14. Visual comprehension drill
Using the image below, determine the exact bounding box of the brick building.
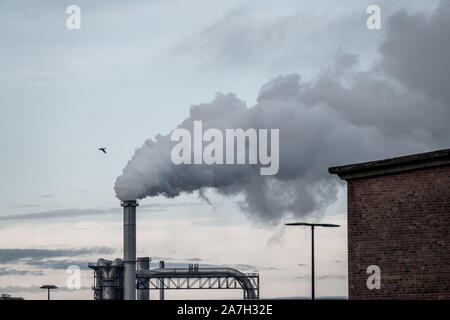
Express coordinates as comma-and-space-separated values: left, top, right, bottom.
329, 148, 450, 299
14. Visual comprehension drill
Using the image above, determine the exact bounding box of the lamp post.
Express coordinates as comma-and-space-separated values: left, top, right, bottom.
40, 285, 58, 300
285, 223, 340, 300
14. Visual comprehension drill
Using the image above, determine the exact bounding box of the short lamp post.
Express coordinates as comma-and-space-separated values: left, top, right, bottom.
40, 285, 58, 300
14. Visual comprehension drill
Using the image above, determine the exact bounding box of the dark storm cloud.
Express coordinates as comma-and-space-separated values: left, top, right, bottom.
29, 259, 91, 270
116, 3, 450, 225
12, 204, 41, 209
175, 7, 304, 67
301, 1, 450, 152
380, 1, 450, 104
0, 202, 203, 221
0, 285, 91, 294
0, 247, 115, 264
0, 268, 44, 276
0, 247, 116, 274
0, 208, 121, 221
172, 4, 378, 72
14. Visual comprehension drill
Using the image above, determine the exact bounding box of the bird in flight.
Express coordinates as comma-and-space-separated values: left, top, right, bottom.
98, 147, 107, 154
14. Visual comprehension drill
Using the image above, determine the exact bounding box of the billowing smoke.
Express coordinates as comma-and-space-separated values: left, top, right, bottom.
115, 2, 450, 224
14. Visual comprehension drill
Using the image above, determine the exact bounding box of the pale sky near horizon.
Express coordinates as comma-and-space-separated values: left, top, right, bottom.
0, 0, 443, 299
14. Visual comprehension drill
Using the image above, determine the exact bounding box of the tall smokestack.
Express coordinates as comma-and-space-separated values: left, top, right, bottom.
122, 200, 138, 300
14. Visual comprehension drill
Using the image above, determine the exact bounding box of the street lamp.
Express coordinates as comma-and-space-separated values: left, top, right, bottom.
40, 285, 58, 300
285, 222, 340, 300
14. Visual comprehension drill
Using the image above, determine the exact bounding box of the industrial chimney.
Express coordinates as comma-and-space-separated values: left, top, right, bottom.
122, 200, 138, 300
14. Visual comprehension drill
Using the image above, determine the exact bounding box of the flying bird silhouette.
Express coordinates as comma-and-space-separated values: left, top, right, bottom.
98, 147, 107, 154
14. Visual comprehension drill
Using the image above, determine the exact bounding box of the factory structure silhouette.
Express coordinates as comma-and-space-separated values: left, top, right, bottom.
88, 200, 260, 300
3, 148, 448, 300
84, 148, 450, 300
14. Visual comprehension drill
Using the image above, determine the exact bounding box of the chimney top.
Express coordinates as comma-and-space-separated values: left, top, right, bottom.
121, 200, 139, 207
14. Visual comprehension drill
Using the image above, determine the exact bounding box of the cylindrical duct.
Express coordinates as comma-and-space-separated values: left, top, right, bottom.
122, 200, 138, 300
159, 260, 165, 300
112, 258, 124, 300
137, 257, 150, 300
97, 259, 116, 300
94, 267, 103, 300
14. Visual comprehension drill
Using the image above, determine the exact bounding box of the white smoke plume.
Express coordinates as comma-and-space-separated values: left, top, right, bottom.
115, 2, 450, 224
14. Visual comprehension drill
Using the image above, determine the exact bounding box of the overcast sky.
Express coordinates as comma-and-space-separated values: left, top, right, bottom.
0, 0, 448, 299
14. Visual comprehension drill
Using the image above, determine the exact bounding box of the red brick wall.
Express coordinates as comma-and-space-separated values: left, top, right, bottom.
347, 165, 450, 299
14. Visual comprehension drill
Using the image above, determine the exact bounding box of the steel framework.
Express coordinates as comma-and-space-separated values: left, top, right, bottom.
136, 268, 259, 300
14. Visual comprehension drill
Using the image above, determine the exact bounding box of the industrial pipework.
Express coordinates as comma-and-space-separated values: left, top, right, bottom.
89, 259, 260, 300
122, 200, 138, 300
